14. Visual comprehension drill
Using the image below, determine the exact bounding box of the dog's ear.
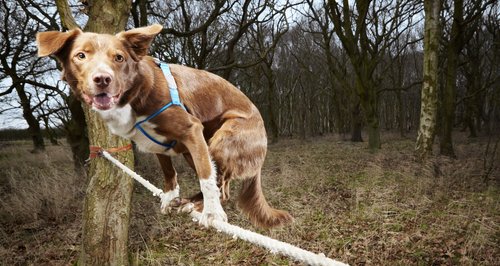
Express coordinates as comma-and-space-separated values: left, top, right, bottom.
36, 28, 82, 58
117, 24, 163, 59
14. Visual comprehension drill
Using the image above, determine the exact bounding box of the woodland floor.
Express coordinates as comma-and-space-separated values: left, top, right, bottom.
0, 132, 498, 265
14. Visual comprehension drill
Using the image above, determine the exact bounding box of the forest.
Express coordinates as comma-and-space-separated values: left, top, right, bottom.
0, 0, 499, 265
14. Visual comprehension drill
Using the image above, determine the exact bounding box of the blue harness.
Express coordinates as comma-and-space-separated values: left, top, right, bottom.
134, 60, 187, 150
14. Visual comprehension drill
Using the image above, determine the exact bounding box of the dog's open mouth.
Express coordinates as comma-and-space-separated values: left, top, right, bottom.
92, 93, 120, 110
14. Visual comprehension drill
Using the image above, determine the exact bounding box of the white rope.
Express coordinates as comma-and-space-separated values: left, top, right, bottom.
101, 151, 349, 266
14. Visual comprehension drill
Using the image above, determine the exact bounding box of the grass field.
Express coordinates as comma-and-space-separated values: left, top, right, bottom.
0, 133, 498, 265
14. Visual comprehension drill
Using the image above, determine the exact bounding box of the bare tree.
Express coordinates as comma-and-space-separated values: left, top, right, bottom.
328, 0, 422, 151
6, 0, 91, 168
149, 0, 233, 68
244, 5, 289, 142
301, 0, 361, 141
0, 1, 50, 152
439, 0, 495, 157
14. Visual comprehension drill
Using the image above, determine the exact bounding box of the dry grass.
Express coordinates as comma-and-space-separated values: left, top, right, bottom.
0, 133, 498, 265
0, 142, 84, 265
129, 133, 499, 265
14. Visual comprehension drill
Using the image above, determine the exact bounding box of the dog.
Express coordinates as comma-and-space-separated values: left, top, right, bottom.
36, 24, 293, 228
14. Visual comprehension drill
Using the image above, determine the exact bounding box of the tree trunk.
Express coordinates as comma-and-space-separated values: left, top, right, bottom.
366, 114, 381, 151
53, 0, 90, 168
397, 90, 405, 137
69, 0, 134, 265
351, 102, 363, 142
131, 0, 148, 27
15, 84, 45, 152
440, 45, 457, 157
80, 108, 134, 266
357, 76, 380, 151
66, 93, 89, 170
264, 64, 279, 143
440, 0, 466, 158
41, 116, 59, 145
415, 0, 441, 161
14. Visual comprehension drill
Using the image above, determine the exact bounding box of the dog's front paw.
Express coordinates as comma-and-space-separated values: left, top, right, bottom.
198, 165, 227, 227
199, 201, 227, 227
160, 185, 180, 214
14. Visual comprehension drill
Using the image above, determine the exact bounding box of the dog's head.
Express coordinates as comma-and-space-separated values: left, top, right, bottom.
36, 24, 162, 110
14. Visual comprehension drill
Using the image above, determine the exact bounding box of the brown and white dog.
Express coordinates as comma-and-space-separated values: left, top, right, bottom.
36, 24, 293, 228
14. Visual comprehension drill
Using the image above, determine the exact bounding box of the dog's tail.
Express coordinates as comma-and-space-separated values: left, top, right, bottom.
238, 173, 293, 228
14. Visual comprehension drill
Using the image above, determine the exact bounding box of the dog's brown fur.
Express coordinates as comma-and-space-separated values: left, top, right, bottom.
36, 25, 293, 228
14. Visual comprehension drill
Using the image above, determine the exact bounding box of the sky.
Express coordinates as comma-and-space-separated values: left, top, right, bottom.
0, 78, 28, 129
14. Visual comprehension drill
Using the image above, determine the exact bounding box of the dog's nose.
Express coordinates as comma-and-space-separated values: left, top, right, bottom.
93, 73, 112, 88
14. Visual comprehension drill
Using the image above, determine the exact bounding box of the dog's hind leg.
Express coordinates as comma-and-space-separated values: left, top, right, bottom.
220, 171, 232, 202
156, 154, 180, 213
209, 112, 293, 228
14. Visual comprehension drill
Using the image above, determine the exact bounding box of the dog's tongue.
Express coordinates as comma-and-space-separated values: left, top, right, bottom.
93, 93, 112, 110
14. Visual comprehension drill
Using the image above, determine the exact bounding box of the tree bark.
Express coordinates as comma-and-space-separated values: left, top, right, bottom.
80, 107, 134, 266
266, 78, 279, 143
438, 0, 488, 157
439, 0, 461, 157
53, 0, 90, 169
415, 0, 441, 161
364, 96, 380, 150
131, 0, 148, 27
56, 0, 135, 265
15, 84, 45, 152
356, 75, 380, 150
55, 0, 79, 30
440, 40, 458, 157
397, 90, 405, 137
327, 0, 384, 151
351, 101, 363, 142
66, 93, 89, 170
263, 62, 279, 143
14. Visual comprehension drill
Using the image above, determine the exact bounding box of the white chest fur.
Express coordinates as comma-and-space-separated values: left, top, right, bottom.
96, 104, 178, 155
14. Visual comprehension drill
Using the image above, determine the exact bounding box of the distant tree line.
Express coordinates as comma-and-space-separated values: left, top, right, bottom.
0, 0, 499, 160
0, 127, 65, 142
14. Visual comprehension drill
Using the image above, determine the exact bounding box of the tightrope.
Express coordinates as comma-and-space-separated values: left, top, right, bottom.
101, 150, 349, 266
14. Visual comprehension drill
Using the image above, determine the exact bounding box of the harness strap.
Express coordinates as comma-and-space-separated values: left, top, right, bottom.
159, 62, 183, 106
134, 61, 186, 150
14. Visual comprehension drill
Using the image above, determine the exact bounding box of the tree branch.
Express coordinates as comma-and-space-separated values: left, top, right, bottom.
55, 0, 79, 30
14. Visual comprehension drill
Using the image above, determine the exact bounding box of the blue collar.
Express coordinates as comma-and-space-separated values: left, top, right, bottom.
134, 60, 187, 150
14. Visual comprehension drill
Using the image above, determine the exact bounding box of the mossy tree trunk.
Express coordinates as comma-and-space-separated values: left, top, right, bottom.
55, 0, 134, 265
415, 0, 441, 161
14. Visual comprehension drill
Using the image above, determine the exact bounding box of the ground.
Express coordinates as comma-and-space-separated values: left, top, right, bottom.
0, 133, 498, 265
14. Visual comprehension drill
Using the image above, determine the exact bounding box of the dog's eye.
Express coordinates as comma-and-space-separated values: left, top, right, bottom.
76, 52, 86, 60
115, 54, 124, 62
